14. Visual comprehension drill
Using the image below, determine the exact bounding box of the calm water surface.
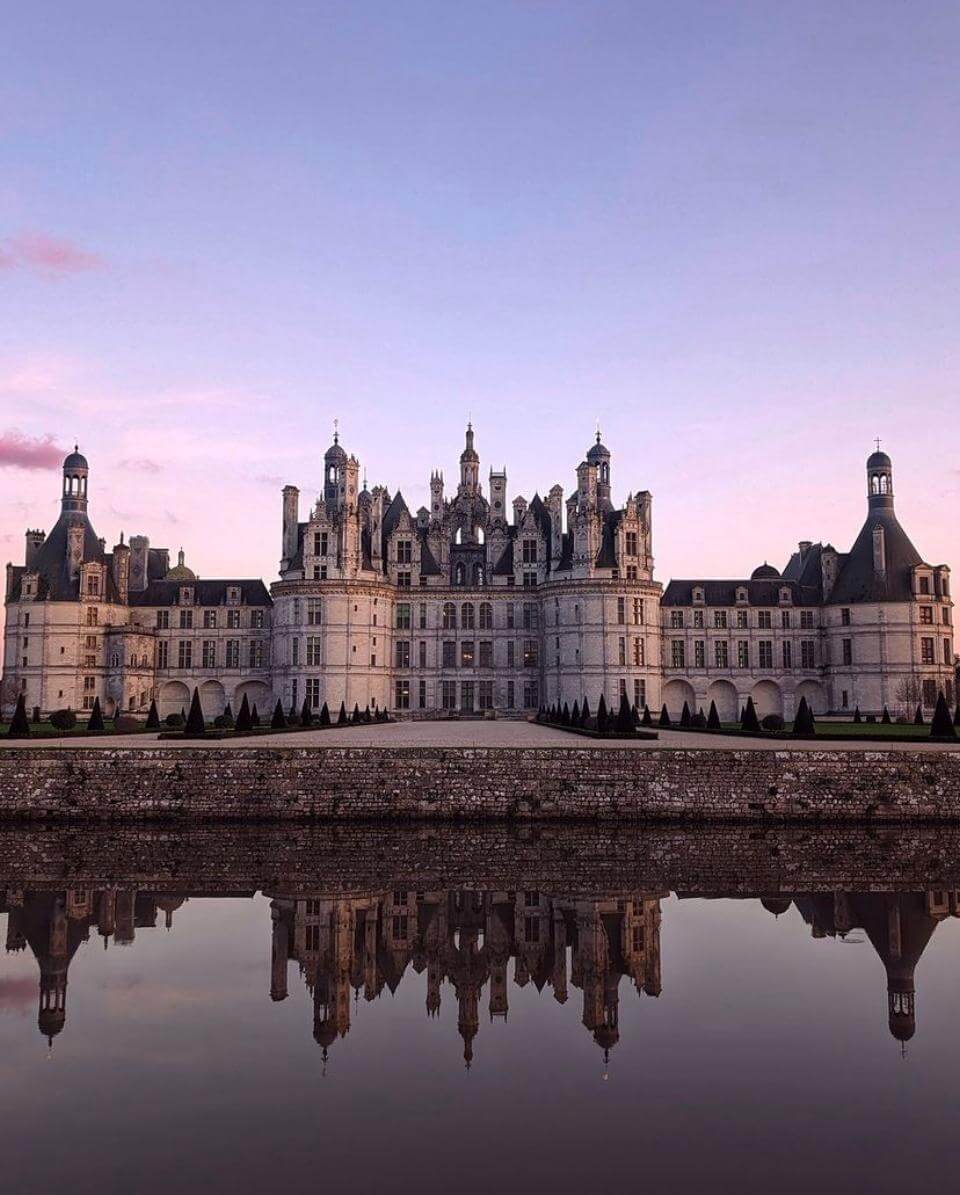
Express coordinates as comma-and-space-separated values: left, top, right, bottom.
2, 827, 960, 1194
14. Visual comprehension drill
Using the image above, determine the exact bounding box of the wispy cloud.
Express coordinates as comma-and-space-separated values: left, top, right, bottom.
255, 473, 282, 486
0, 429, 64, 470
119, 457, 162, 474
0, 230, 103, 274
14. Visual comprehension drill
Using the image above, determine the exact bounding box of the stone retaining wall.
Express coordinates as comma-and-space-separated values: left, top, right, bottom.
0, 744, 958, 821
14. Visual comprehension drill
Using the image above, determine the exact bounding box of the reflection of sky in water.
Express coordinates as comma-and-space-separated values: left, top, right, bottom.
1, 891, 960, 1194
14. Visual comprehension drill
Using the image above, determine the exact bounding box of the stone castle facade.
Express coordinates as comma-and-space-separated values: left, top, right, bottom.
2, 429, 954, 721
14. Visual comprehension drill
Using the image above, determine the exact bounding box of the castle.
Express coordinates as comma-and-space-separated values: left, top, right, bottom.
2, 428, 954, 721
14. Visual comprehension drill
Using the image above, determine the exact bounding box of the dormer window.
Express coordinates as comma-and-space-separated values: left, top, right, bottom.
397, 540, 413, 565
692, 587, 705, 604
179, 586, 193, 605
779, 588, 792, 604
919, 576, 931, 595
227, 587, 241, 604
87, 574, 100, 596
736, 587, 748, 604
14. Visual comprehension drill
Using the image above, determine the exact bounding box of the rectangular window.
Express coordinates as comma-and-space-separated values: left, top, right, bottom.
478, 680, 494, 710
625, 531, 638, 556
419, 603, 427, 629
225, 640, 240, 668
179, 609, 193, 629
227, 609, 241, 629
634, 598, 644, 625
714, 611, 728, 629
618, 637, 626, 666
626, 565, 638, 581
442, 640, 457, 668
248, 640, 264, 668
736, 610, 748, 629
522, 539, 538, 564
523, 640, 539, 668
841, 608, 851, 626
460, 681, 475, 712
83, 675, 96, 691
203, 609, 217, 628
178, 640, 192, 669
842, 638, 853, 666
202, 640, 216, 668
633, 638, 645, 666
418, 640, 427, 668
782, 640, 792, 668
306, 678, 321, 709
506, 604, 515, 629
694, 640, 705, 668
397, 540, 413, 564
693, 609, 704, 629
522, 570, 537, 588
946, 639, 953, 666
781, 611, 791, 629
441, 681, 457, 710
617, 597, 626, 623
671, 640, 685, 668
737, 640, 749, 669
801, 640, 816, 668
306, 599, 322, 625
479, 640, 493, 668
800, 610, 815, 629
522, 603, 538, 630
919, 576, 931, 595
715, 641, 729, 668
670, 610, 684, 629
250, 609, 265, 629
306, 636, 322, 667
634, 679, 646, 709
919, 606, 934, 624
759, 641, 773, 669
507, 641, 516, 668
157, 641, 169, 669
395, 640, 410, 668
461, 640, 475, 668
418, 678, 426, 708
396, 603, 411, 629
921, 637, 935, 665
922, 678, 937, 707
396, 570, 411, 588
87, 574, 100, 595
523, 679, 539, 709
507, 680, 515, 709
395, 679, 411, 709
757, 611, 772, 629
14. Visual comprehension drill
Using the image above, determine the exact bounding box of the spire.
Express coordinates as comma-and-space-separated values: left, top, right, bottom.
333, 417, 339, 446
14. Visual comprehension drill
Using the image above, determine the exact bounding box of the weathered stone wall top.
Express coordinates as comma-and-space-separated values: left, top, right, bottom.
0, 744, 958, 822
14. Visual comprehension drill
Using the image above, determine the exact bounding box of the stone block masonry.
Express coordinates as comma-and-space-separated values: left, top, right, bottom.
0, 745, 958, 821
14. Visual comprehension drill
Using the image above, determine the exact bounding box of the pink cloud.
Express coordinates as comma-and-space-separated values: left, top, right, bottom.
0, 977, 36, 1011
0, 429, 64, 470
119, 457, 162, 474
0, 230, 103, 273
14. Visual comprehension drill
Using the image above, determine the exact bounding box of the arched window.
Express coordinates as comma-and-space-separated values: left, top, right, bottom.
476, 525, 485, 544
474, 563, 485, 586
455, 526, 463, 545
454, 562, 464, 586
462, 602, 475, 630
442, 602, 457, 630
479, 602, 493, 629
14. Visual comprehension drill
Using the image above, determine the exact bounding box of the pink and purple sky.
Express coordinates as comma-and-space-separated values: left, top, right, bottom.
1, 1, 958, 583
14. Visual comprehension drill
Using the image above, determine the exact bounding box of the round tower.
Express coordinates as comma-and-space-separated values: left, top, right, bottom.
867, 444, 894, 511
324, 425, 348, 509
587, 430, 612, 510
61, 446, 89, 513
459, 422, 480, 493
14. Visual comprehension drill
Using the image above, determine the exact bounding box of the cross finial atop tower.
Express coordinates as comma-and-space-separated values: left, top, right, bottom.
333, 417, 339, 446
875, 436, 882, 453
596, 421, 602, 444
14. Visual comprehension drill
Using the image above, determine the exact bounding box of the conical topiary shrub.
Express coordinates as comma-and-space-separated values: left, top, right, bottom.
87, 696, 105, 733
692, 708, 707, 729
853, 705, 862, 723
641, 704, 653, 728
185, 688, 206, 735
251, 703, 260, 727
793, 696, 814, 736
596, 694, 609, 733
145, 699, 160, 730
707, 700, 721, 731
679, 701, 692, 728
615, 691, 633, 733
7, 693, 30, 739
351, 703, 361, 724
224, 702, 233, 721
658, 704, 671, 728
364, 704, 372, 724
631, 703, 641, 728
881, 705, 891, 724
235, 694, 252, 732
741, 696, 761, 734
571, 700, 580, 725
301, 698, 313, 727
931, 691, 956, 739
914, 704, 925, 726
271, 699, 287, 730
337, 702, 348, 725
559, 701, 569, 725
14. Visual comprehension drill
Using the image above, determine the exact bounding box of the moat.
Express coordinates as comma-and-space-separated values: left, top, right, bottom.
2, 823, 960, 1193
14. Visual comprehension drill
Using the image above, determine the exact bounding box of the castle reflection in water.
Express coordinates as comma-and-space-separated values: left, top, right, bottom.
3, 884, 958, 1062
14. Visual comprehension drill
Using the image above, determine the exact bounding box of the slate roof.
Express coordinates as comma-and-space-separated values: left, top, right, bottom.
128, 579, 272, 607
828, 509, 923, 604
661, 578, 820, 607
9, 512, 113, 602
